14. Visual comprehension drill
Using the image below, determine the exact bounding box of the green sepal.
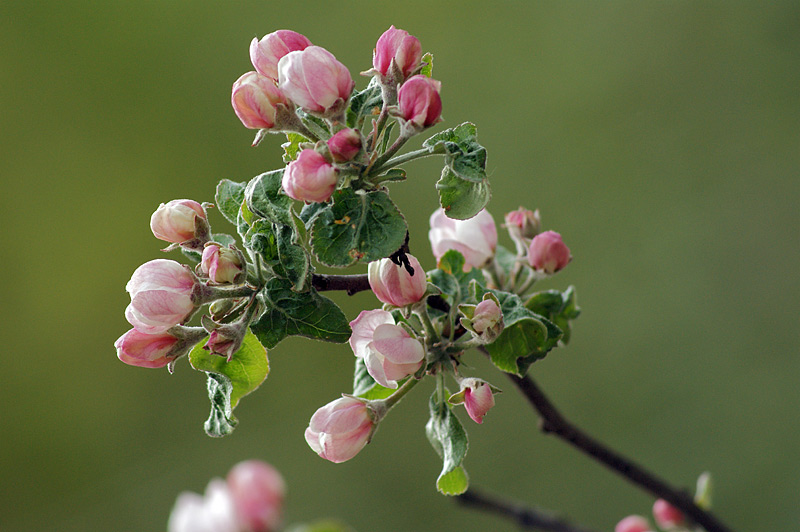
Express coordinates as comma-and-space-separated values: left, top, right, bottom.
346, 77, 383, 130
428, 250, 485, 308
245, 169, 294, 228
216, 179, 247, 225
250, 278, 351, 349
525, 286, 581, 344
425, 389, 469, 495
420, 52, 434, 78
353, 358, 396, 400
436, 166, 491, 220
310, 188, 407, 267
282, 132, 309, 163
423, 122, 487, 184
189, 331, 270, 437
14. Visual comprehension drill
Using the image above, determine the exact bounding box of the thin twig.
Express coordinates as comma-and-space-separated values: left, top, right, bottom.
457, 488, 601, 532
311, 273, 370, 295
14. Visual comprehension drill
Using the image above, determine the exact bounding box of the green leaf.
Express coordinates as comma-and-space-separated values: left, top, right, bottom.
245, 169, 294, 227
189, 332, 270, 437
277, 223, 311, 291
423, 122, 488, 183
346, 78, 383, 130
310, 188, 407, 267
244, 219, 279, 265
353, 358, 396, 400
250, 278, 351, 349
428, 250, 485, 307
216, 179, 246, 225
282, 133, 309, 163
420, 52, 434, 78
425, 390, 469, 495
436, 166, 491, 220
525, 286, 581, 344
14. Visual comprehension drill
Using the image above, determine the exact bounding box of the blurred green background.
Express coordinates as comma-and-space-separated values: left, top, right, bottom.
1, 1, 798, 531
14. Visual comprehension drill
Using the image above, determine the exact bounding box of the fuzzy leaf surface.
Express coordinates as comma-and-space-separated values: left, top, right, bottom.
425, 390, 469, 495
216, 179, 246, 225
245, 169, 294, 227
436, 166, 491, 220
423, 122, 487, 183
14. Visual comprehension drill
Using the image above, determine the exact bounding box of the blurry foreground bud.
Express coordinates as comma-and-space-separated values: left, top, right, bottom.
615, 515, 653, 532
168, 478, 239, 532
201, 244, 246, 284
429, 208, 497, 270
304, 396, 377, 463
527, 231, 571, 274
231, 72, 289, 130
652, 499, 684, 529
694, 471, 713, 510
125, 259, 198, 334
459, 294, 503, 344
278, 46, 354, 119
114, 326, 206, 369
372, 25, 422, 82
327, 128, 362, 163
368, 254, 426, 307
449, 378, 499, 424
282, 149, 339, 203
150, 199, 209, 247
349, 309, 424, 389
250, 30, 312, 81
227, 460, 285, 532
397, 75, 442, 131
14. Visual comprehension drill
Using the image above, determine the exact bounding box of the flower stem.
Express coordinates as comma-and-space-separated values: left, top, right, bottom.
380, 376, 420, 412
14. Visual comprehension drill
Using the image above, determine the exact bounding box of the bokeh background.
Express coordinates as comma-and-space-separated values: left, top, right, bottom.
2, 2, 798, 531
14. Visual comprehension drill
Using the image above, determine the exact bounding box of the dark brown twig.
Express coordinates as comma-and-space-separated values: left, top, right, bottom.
311, 273, 370, 295
457, 488, 601, 532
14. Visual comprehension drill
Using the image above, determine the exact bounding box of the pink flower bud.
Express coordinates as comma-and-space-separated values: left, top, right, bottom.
368, 254, 426, 307
227, 460, 285, 532
527, 231, 571, 274
373, 26, 422, 80
653, 499, 685, 529
250, 30, 312, 81
397, 75, 442, 129
282, 149, 339, 203
326, 128, 362, 162
504, 207, 541, 240
304, 396, 375, 463
150, 199, 209, 245
201, 244, 245, 284
231, 71, 288, 130
168, 479, 239, 532
277, 46, 354, 115
615, 515, 653, 532
471, 299, 502, 336
349, 310, 424, 389
125, 259, 197, 334
115, 328, 180, 368
428, 208, 498, 270
462, 378, 496, 424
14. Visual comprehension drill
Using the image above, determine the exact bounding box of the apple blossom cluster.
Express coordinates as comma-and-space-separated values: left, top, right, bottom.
116, 25, 579, 496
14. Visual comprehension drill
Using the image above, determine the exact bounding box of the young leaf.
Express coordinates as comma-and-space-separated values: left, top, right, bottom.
203, 373, 237, 437
245, 169, 294, 228
525, 286, 580, 344
282, 133, 308, 163
420, 52, 434, 78
425, 390, 469, 495
216, 179, 247, 225
250, 278, 351, 349
276, 223, 311, 291
244, 219, 279, 266
310, 188, 407, 267
423, 122, 488, 183
436, 166, 491, 220
428, 250, 484, 307
346, 78, 383, 130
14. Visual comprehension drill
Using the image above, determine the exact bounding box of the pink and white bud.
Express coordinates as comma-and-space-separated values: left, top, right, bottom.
250, 30, 312, 81
125, 259, 197, 334
277, 46, 354, 116
429, 208, 498, 270
168, 478, 239, 532
115, 328, 180, 368
397, 75, 442, 130
349, 309, 424, 389
368, 254, 426, 307
527, 231, 571, 274
282, 149, 339, 203
201, 244, 245, 285
304, 396, 376, 463
327, 128, 362, 163
204, 329, 239, 361
232, 71, 289, 130
653, 499, 685, 529
462, 378, 496, 424
150, 199, 209, 245
472, 298, 502, 335
373, 26, 422, 81
615, 515, 653, 532
227, 460, 285, 532
504, 207, 541, 241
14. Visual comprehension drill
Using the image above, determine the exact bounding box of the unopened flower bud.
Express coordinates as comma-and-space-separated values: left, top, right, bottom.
125, 259, 198, 334
227, 460, 285, 532
615, 515, 653, 532
168, 478, 239, 532
282, 149, 339, 203
349, 309, 424, 389
231, 71, 289, 130
449, 378, 499, 424
115, 326, 207, 369
150, 199, 209, 247
397, 75, 442, 131
201, 244, 245, 284
368, 254, 426, 307
429, 208, 497, 270
527, 231, 571, 274
327, 128, 362, 163
653, 499, 684, 529
304, 396, 377, 463
250, 30, 312, 81
504, 207, 541, 240
373, 25, 422, 81
278, 46, 354, 118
